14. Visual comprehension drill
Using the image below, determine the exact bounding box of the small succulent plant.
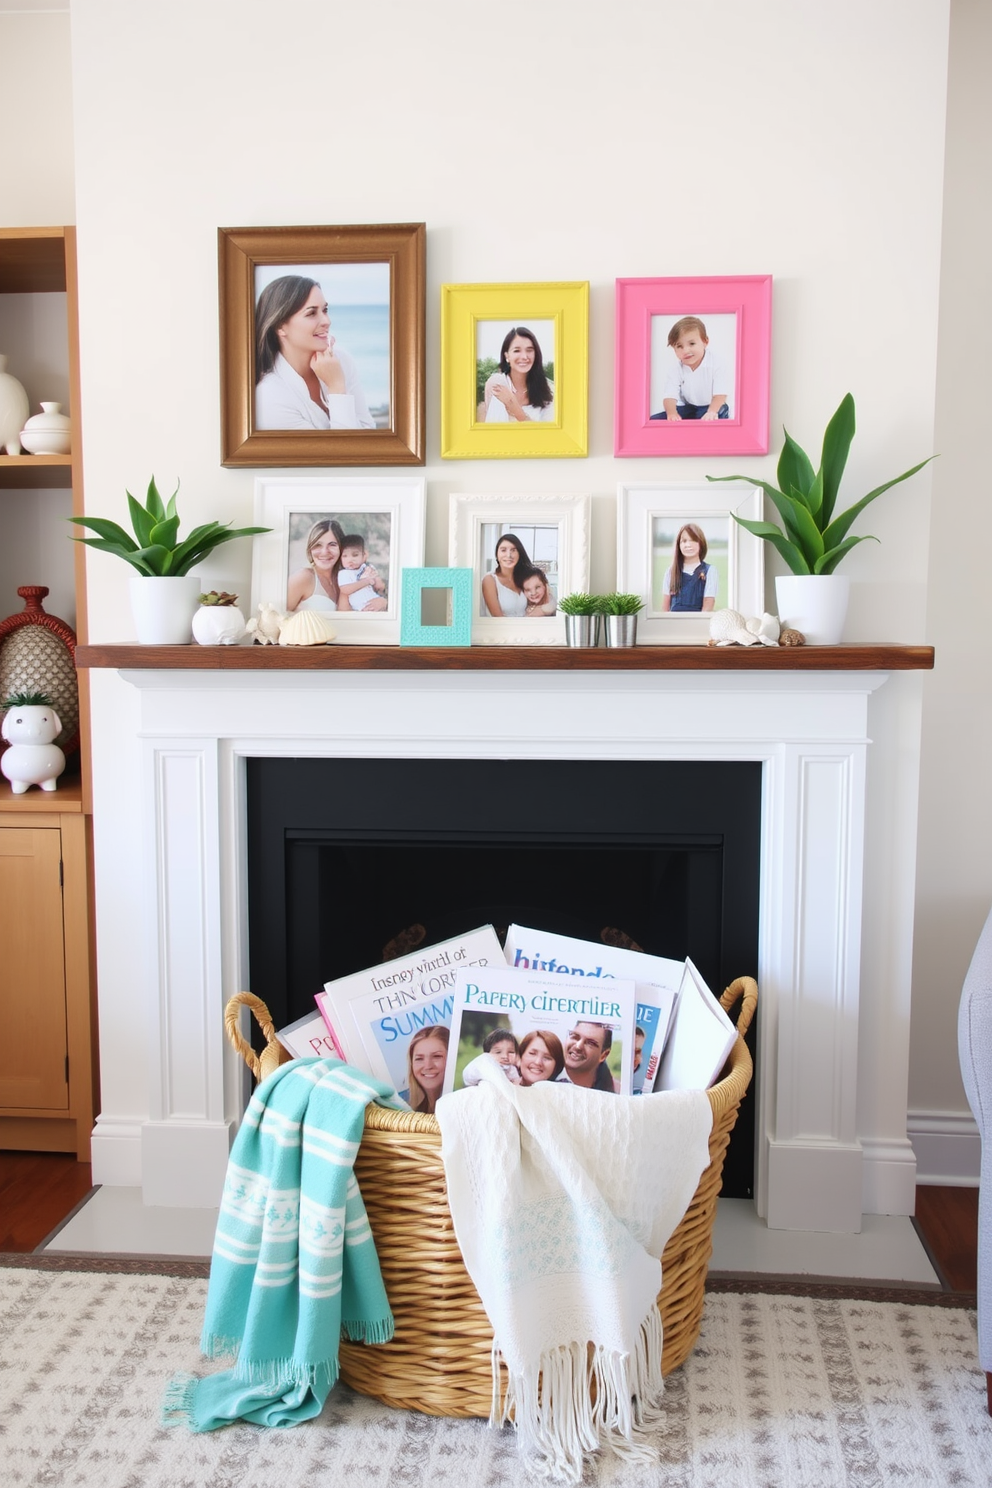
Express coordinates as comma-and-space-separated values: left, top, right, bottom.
3, 690, 53, 709
598, 592, 644, 617
198, 591, 240, 606
558, 592, 600, 616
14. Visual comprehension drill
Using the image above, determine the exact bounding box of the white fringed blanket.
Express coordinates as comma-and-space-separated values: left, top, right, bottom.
435, 1063, 713, 1482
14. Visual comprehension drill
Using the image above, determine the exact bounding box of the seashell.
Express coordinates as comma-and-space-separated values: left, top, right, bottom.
245, 601, 286, 645
708, 608, 759, 646
278, 608, 336, 646
745, 612, 781, 647
779, 627, 806, 646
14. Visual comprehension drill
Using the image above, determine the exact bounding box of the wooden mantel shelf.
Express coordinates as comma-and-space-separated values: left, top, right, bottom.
74, 642, 934, 673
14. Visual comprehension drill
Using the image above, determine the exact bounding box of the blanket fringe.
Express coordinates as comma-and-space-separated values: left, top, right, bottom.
161, 1373, 199, 1428
492, 1307, 665, 1484
200, 1331, 242, 1361
342, 1315, 394, 1344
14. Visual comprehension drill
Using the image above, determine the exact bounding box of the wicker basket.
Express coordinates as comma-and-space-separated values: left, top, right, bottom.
225, 976, 756, 1418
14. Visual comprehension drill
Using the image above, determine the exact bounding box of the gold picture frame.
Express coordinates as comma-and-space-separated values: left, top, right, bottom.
440, 281, 588, 459
219, 223, 425, 468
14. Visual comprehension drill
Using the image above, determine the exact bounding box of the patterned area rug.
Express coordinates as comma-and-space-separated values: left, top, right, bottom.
1, 1263, 988, 1487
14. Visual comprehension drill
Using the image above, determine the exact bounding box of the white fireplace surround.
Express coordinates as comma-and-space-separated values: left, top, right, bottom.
89, 663, 917, 1234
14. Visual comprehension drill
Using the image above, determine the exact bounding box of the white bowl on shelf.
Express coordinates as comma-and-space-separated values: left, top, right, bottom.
19, 401, 71, 456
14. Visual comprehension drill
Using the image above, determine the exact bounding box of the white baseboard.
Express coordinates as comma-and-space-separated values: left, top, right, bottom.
908, 1109, 981, 1185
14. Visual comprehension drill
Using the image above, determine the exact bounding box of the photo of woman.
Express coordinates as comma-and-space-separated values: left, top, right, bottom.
517, 1030, 565, 1086
477, 321, 555, 424
253, 270, 381, 432
285, 510, 391, 614
480, 532, 533, 617
406, 1025, 450, 1115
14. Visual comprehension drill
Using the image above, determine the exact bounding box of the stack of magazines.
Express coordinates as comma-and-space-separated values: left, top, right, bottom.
276, 923, 739, 1113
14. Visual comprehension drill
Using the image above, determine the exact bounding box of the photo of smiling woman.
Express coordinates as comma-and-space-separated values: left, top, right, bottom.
254, 269, 383, 432
477, 320, 556, 424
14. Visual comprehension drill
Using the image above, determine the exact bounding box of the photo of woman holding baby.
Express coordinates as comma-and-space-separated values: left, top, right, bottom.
285, 510, 391, 615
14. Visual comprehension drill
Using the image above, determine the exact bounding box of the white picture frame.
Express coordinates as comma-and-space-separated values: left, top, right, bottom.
617, 482, 763, 644
252, 475, 426, 645
448, 492, 591, 645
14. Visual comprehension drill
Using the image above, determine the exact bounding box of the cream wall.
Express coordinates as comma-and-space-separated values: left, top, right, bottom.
910, 0, 992, 1182
5, 2, 977, 1197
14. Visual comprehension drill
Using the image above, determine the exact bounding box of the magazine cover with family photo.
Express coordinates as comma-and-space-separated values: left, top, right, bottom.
442, 963, 638, 1098
502, 923, 683, 1094
315, 924, 504, 1112
503, 923, 737, 1093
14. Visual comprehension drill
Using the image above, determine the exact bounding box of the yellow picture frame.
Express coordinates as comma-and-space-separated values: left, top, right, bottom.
440, 282, 589, 459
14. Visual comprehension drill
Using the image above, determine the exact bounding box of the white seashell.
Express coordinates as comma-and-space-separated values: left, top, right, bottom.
278, 608, 336, 646
709, 608, 758, 646
245, 601, 285, 645
753, 612, 781, 646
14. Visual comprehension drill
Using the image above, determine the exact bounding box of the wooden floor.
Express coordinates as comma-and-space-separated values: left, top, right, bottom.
0, 1150, 981, 1291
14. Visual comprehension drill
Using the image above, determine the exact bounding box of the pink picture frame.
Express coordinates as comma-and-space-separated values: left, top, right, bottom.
614, 275, 772, 458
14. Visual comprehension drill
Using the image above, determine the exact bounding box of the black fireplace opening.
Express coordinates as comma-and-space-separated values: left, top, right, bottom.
246, 757, 760, 1196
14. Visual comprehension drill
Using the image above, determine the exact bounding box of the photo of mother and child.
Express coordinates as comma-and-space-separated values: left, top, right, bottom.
286, 513, 390, 615
459, 1021, 621, 1094
481, 532, 558, 618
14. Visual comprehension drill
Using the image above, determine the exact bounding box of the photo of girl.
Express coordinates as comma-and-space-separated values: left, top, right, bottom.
476, 321, 556, 424
406, 1025, 450, 1115
652, 515, 730, 615
285, 510, 391, 614
522, 568, 557, 617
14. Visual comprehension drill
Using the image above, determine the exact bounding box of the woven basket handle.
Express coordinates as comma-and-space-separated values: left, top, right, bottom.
720, 975, 757, 1040
224, 991, 291, 1084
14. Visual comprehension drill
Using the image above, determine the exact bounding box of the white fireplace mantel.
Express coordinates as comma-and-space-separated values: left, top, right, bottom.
78, 646, 930, 1233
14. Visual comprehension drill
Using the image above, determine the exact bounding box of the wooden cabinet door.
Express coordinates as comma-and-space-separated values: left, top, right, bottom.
0, 827, 68, 1110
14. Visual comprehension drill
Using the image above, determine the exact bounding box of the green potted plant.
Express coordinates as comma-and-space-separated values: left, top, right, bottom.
558, 592, 601, 648
69, 477, 269, 644
707, 394, 932, 642
597, 592, 644, 649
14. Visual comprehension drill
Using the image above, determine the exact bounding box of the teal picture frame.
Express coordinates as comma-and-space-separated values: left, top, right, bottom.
400, 567, 473, 646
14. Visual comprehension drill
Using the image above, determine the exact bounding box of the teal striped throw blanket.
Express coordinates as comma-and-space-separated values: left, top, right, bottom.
165, 1058, 406, 1430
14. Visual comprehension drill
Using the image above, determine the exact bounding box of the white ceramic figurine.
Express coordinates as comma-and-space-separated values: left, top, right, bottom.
1, 694, 66, 793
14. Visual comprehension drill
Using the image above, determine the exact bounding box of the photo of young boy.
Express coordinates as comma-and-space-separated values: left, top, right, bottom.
461, 1027, 521, 1086
338, 532, 387, 610
649, 313, 737, 423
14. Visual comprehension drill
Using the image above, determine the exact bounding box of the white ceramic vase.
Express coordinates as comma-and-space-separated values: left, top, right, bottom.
129, 574, 201, 644
0, 353, 30, 455
775, 574, 850, 645
20, 401, 72, 455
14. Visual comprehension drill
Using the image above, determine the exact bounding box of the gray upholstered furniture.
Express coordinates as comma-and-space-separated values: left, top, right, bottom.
958, 906, 992, 1415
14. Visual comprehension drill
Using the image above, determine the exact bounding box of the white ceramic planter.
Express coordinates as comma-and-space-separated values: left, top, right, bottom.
192, 603, 247, 645
775, 574, 850, 645
129, 574, 201, 644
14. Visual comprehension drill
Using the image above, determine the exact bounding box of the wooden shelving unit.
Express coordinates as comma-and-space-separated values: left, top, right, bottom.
0, 228, 96, 1162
